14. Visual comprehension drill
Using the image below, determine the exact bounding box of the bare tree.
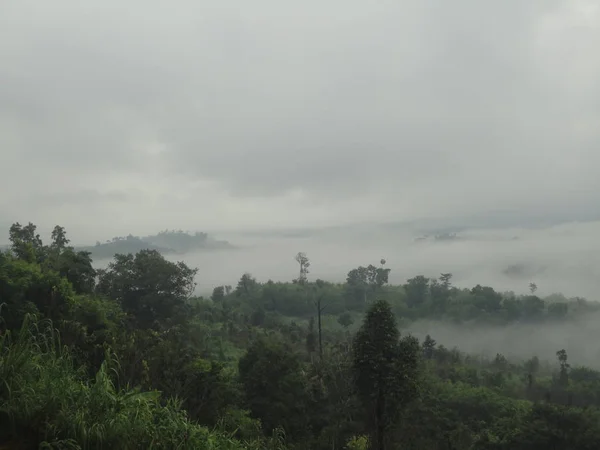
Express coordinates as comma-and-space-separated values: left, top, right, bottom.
529, 282, 538, 294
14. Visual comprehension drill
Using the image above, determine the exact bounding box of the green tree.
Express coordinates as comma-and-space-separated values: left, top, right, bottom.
236, 272, 258, 296
338, 312, 354, 329
50, 225, 70, 250
306, 317, 317, 355
345, 262, 390, 310
238, 337, 309, 440
313, 279, 328, 361
211, 285, 225, 303
8, 222, 44, 263
557, 349, 570, 387
404, 276, 430, 308
0, 255, 75, 330
346, 266, 370, 309
54, 248, 96, 294
422, 334, 436, 360
96, 250, 197, 329
352, 300, 420, 450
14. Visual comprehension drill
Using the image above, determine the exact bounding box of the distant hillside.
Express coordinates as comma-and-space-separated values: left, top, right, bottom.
413, 232, 464, 243
78, 230, 235, 260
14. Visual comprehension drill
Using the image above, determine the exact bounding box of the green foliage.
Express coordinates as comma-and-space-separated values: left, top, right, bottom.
96, 250, 197, 329
8, 222, 44, 263
345, 435, 369, 450
0, 254, 77, 329
238, 337, 310, 440
6, 222, 600, 450
0, 315, 251, 449
352, 300, 420, 449
337, 312, 354, 329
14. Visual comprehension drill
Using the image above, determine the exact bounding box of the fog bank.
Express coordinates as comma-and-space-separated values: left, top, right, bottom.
92, 220, 600, 302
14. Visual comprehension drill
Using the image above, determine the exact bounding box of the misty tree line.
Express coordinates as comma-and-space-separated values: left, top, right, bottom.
2, 222, 600, 449
213, 251, 591, 330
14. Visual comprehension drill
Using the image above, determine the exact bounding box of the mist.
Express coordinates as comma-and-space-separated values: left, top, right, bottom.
404, 313, 600, 369
79, 219, 600, 368
92, 219, 600, 300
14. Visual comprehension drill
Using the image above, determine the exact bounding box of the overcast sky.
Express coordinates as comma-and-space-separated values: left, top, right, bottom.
1, 0, 599, 243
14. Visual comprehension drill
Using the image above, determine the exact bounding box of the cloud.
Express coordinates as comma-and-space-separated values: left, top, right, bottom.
0, 0, 599, 241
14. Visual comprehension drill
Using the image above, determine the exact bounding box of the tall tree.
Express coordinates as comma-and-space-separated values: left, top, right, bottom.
557, 349, 570, 387
239, 337, 310, 440
313, 279, 328, 361
346, 261, 390, 309
439, 273, 453, 290
422, 334, 436, 360
404, 275, 430, 308
352, 300, 420, 450
295, 252, 310, 285
50, 225, 70, 250
235, 272, 258, 296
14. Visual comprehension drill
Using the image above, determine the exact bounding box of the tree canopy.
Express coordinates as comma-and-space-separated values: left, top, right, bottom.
2, 222, 600, 449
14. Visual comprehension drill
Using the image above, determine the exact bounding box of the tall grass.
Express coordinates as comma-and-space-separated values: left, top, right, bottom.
0, 314, 258, 449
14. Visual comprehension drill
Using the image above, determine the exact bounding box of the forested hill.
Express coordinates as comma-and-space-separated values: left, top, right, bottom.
4, 222, 600, 449
78, 229, 235, 259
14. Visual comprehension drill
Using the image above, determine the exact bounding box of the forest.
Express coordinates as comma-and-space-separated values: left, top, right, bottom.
2, 222, 600, 449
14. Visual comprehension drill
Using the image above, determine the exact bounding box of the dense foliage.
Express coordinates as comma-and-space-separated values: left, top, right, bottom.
2, 222, 600, 449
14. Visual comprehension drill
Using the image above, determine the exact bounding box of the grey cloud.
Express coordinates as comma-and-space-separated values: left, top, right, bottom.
153, 0, 599, 205
0, 0, 599, 237
33, 189, 130, 207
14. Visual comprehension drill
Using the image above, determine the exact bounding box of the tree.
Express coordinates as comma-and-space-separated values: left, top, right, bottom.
306, 317, 317, 355
345, 262, 390, 309
522, 294, 545, 320
236, 273, 258, 296
471, 285, 502, 313
404, 276, 430, 308
50, 225, 70, 250
557, 349, 570, 387
367, 260, 390, 293
294, 252, 310, 285
0, 253, 76, 329
313, 279, 328, 361
239, 337, 310, 440
8, 223, 96, 294
212, 285, 226, 303
352, 300, 420, 450
439, 273, 453, 290
9, 222, 44, 262
548, 302, 568, 319
422, 334, 436, 360
346, 266, 370, 308
55, 248, 96, 294
529, 282, 538, 294
96, 249, 197, 329
337, 312, 354, 329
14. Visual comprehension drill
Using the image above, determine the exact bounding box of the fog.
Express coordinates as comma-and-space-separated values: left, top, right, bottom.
94, 219, 600, 300
405, 315, 600, 369
87, 219, 600, 366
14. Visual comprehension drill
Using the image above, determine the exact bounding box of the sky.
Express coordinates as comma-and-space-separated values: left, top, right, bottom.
1, 0, 599, 243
